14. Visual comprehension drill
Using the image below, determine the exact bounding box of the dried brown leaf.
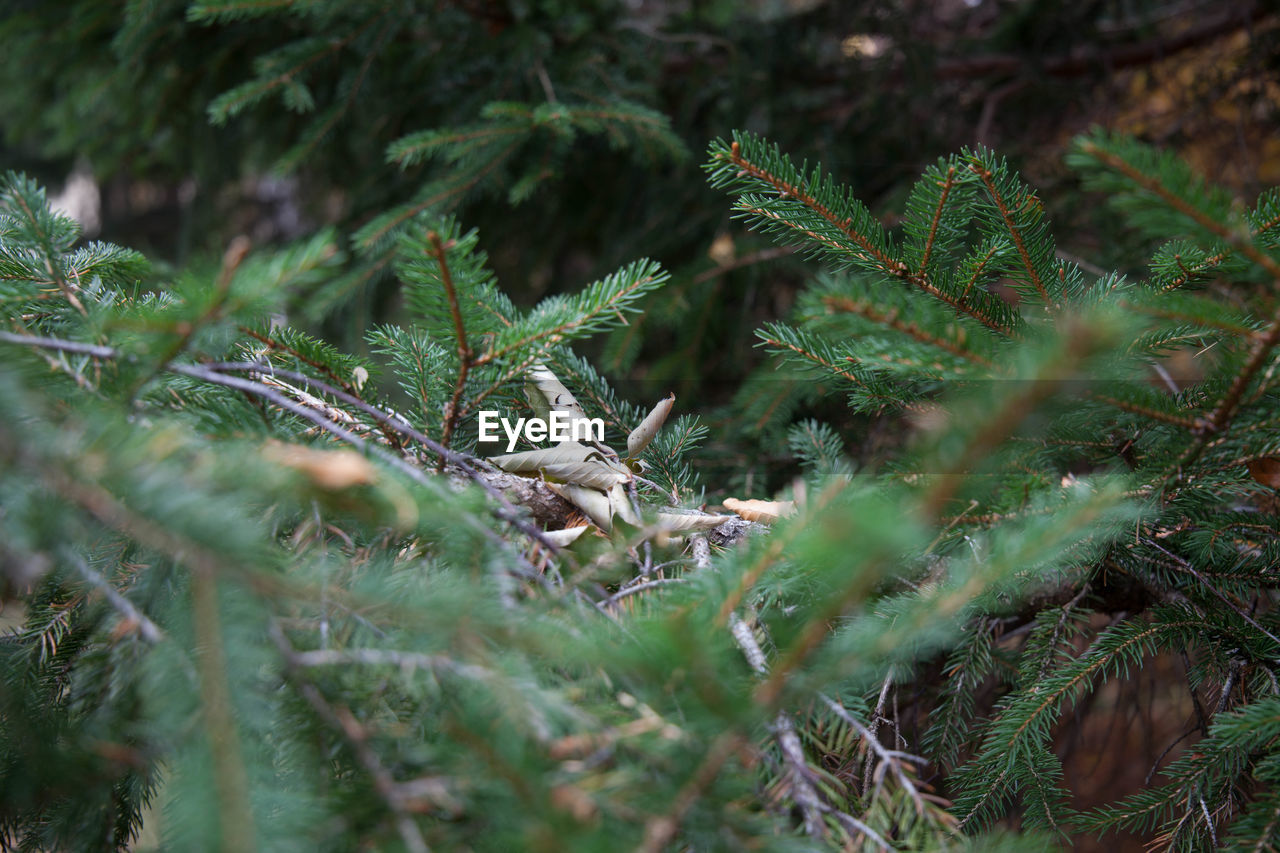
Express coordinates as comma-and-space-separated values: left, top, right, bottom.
1247, 457, 1280, 488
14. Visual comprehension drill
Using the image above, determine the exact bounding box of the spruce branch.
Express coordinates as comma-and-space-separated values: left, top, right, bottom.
0, 330, 559, 571
1086, 392, 1200, 430
201, 360, 563, 554
694, 534, 827, 840
239, 325, 359, 395
967, 160, 1054, 306
271, 623, 431, 853
636, 731, 745, 853
710, 137, 1015, 336
5, 179, 85, 315
820, 293, 998, 371
721, 140, 899, 273
1075, 138, 1280, 281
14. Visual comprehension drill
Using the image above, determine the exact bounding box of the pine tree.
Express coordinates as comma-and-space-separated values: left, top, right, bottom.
2, 120, 1280, 853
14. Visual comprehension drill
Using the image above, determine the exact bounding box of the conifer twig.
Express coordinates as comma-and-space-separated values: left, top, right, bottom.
917, 165, 956, 277
172, 362, 551, 580
636, 731, 744, 853
721, 142, 1014, 336
697, 534, 891, 845
0, 332, 565, 560
427, 230, 472, 459
967, 161, 1054, 306
821, 294, 997, 370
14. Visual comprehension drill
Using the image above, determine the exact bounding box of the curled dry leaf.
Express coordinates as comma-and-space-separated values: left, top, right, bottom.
627, 393, 675, 458
541, 525, 590, 547
491, 441, 630, 491
723, 497, 797, 525
525, 361, 591, 441
655, 510, 735, 532
1247, 457, 1280, 488
548, 482, 614, 531
263, 440, 376, 490
606, 481, 641, 528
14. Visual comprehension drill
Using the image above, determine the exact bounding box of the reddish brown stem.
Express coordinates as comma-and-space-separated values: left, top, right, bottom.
428, 231, 472, 463
968, 162, 1053, 306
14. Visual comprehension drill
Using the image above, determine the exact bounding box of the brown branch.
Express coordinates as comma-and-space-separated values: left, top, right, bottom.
1087, 392, 1201, 430
692, 245, 795, 284
968, 162, 1053, 306
428, 230, 472, 459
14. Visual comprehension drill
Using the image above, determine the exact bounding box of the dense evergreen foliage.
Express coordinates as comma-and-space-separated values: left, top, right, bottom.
4, 117, 1280, 849
3, 3, 1280, 851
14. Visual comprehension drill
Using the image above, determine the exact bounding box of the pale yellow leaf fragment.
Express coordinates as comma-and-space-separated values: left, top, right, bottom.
525, 361, 591, 441
723, 497, 796, 525
655, 510, 734, 532
542, 525, 590, 547
263, 440, 377, 490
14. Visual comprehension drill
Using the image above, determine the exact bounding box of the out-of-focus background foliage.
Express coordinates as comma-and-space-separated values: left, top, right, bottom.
6, 1, 1275, 371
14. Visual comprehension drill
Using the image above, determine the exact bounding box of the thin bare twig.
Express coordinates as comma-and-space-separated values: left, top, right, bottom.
699, 534, 828, 842
67, 552, 163, 643
201, 360, 563, 555
1146, 539, 1280, 649
0, 329, 114, 358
